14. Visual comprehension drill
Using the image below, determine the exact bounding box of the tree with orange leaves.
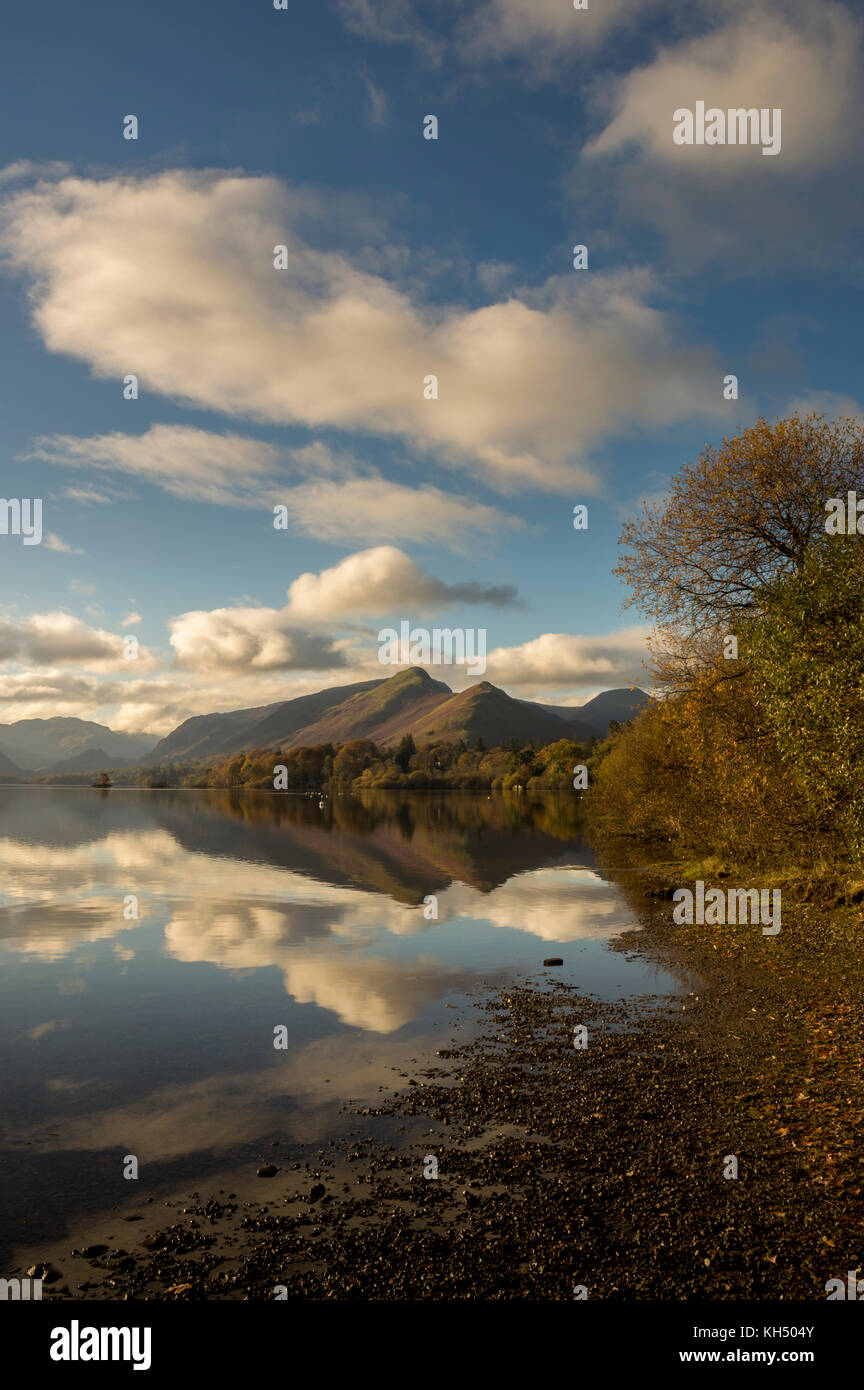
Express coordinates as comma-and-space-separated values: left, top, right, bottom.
616, 414, 864, 637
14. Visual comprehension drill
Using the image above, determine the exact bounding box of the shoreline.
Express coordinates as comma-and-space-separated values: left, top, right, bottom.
14, 854, 864, 1301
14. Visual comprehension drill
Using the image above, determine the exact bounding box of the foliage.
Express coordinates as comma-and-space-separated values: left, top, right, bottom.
591, 413, 864, 868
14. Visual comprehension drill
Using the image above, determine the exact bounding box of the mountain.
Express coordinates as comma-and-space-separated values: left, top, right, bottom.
0, 718, 157, 773
271, 668, 453, 749
542, 688, 654, 736
149, 670, 654, 766
246, 669, 573, 751
153, 669, 591, 762
151, 678, 387, 761
0, 748, 27, 780
408, 679, 579, 746
39, 746, 141, 776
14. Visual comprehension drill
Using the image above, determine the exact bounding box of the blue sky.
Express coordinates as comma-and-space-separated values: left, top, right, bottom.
0, 0, 862, 735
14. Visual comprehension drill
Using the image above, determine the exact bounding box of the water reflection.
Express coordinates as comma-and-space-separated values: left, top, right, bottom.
0, 787, 685, 1264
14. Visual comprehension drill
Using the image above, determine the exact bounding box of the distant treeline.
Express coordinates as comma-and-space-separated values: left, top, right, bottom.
218, 733, 592, 792
586, 415, 864, 873
36, 733, 595, 793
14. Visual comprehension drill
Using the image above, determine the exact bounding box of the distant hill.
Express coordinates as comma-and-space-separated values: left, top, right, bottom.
39, 746, 140, 776
542, 688, 654, 737
0, 717, 157, 774
152, 678, 387, 761
0, 748, 27, 780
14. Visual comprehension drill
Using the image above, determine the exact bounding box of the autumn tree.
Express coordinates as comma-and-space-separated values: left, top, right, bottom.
743, 534, 864, 857
616, 413, 864, 647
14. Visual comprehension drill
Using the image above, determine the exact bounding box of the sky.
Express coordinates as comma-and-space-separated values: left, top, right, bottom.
0, 0, 862, 737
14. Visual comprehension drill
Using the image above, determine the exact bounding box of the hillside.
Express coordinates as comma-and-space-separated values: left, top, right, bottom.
149, 670, 654, 764
0, 717, 155, 773
0, 748, 27, 780
542, 687, 654, 736
276, 668, 452, 749
408, 680, 576, 746
152, 679, 386, 761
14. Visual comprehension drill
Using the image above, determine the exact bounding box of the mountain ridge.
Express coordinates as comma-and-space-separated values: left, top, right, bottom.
152, 669, 653, 762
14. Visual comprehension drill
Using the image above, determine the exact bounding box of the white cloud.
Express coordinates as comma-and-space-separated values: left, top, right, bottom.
168, 608, 346, 675
485, 627, 653, 694
0, 612, 156, 671
1, 171, 725, 491
284, 545, 520, 622
30, 424, 520, 549
30, 425, 286, 508
337, 0, 446, 63
579, 1, 864, 268
121, 611, 142, 628
784, 390, 862, 421
62, 485, 113, 505
587, 5, 860, 171
361, 72, 389, 127
339, 0, 658, 67
168, 546, 518, 671
43, 532, 84, 555
465, 0, 656, 61
278, 475, 520, 548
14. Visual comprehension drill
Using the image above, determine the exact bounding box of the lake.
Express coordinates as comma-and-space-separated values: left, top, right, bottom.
0, 786, 685, 1271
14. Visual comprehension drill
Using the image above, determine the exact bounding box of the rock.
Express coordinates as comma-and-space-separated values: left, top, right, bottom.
542, 957, 563, 966
309, 1184, 326, 1202
257, 1165, 279, 1178
80, 1245, 109, 1258
26, 1263, 60, 1283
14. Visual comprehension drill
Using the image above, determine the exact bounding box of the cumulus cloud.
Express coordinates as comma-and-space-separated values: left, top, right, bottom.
168, 546, 518, 671
284, 546, 520, 622
484, 627, 652, 693
0, 613, 155, 671
29, 424, 519, 549
168, 609, 346, 675
578, 1, 864, 268
0, 171, 725, 491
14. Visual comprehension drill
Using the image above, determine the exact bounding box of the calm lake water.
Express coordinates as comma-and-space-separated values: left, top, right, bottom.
0, 786, 685, 1266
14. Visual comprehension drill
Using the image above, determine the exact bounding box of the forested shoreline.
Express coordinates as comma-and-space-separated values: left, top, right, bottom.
586, 414, 864, 878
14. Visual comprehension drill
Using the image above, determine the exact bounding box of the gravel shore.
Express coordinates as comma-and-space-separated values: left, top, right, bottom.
24, 863, 864, 1300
